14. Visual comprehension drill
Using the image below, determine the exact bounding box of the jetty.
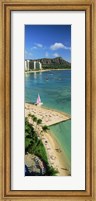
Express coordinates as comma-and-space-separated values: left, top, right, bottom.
25, 103, 71, 126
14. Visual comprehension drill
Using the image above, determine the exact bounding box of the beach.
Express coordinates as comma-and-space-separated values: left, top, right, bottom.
25, 69, 71, 174
25, 103, 70, 126
42, 132, 70, 176
25, 68, 71, 74
25, 25, 71, 177
25, 103, 70, 176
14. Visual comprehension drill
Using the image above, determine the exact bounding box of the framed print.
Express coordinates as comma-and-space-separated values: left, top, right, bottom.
0, 0, 96, 200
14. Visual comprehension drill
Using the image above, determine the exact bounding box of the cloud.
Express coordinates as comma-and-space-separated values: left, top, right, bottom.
45, 52, 49, 57
53, 53, 60, 57
32, 46, 37, 49
29, 52, 33, 56
35, 43, 43, 48
25, 50, 33, 58
50, 42, 71, 50
31, 43, 46, 50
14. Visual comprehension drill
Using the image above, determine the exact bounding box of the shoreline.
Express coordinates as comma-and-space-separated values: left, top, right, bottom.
25, 69, 71, 74
42, 130, 70, 176
25, 103, 71, 126
25, 103, 70, 176
26, 101, 71, 119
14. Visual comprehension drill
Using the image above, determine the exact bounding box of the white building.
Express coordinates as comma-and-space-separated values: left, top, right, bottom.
25, 60, 30, 71
34, 61, 36, 70
25, 60, 42, 71
25, 60, 27, 71
39, 62, 42, 70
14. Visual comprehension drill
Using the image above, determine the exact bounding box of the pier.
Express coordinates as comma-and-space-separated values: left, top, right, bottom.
25, 103, 71, 126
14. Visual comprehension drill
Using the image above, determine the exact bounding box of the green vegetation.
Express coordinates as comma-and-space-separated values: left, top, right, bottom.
25, 117, 58, 176
42, 125, 49, 132
42, 64, 71, 69
37, 119, 42, 125
46, 165, 58, 176
26, 57, 71, 71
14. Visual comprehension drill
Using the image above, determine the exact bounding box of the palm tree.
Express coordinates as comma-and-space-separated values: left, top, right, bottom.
32, 116, 37, 129
29, 113, 36, 119
37, 119, 42, 125
36, 119, 43, 137
28, 113, 32, 117
42, 125, 49, 132
32, 116, 37, 122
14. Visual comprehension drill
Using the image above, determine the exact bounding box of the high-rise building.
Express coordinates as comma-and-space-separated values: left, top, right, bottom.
25, 60, 30, 71
25, 60, 42, 71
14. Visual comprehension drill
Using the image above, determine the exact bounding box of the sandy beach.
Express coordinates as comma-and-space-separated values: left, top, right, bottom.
25, 103, 70, 126
42, 131, 70, 176
25, 69, 71, 74
25, 103, 70, 176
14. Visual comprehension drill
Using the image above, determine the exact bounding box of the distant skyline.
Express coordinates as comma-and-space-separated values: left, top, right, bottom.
25, 25, 71, 62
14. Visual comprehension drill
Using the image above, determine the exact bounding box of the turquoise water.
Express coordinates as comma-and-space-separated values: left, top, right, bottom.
25, 70, 71, 169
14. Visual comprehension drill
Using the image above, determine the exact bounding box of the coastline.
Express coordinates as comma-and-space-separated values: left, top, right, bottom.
25, 103, 70, 176
42, 130, 70, 176
25, 103, 70, 126
25, 68, 71, 74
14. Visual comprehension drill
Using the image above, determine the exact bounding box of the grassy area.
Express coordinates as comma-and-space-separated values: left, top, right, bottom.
25, 117, 58, 176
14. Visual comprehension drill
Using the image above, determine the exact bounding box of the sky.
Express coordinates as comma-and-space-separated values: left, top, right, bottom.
25, 25, 71, 62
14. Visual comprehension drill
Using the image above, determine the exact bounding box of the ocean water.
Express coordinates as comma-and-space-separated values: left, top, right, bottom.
25, 70, 71, 169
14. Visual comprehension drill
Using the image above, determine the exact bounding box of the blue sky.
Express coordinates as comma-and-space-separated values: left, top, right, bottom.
25, 25, 71, 62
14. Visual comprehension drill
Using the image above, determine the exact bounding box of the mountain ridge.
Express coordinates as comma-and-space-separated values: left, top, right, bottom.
27, 57, 71, 69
